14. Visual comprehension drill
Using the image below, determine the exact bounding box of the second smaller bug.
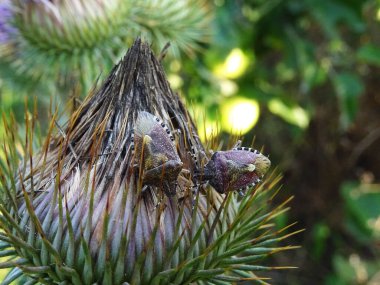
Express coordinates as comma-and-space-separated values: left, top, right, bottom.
195, 142, 271, 196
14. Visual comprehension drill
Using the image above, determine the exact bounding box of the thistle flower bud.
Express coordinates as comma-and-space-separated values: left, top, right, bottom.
0, 0, 211, 95
0, 39, 297, 284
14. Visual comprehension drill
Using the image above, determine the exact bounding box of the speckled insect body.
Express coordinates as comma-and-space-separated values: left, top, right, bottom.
132, 111, 183, 197
202, 146, 271, 195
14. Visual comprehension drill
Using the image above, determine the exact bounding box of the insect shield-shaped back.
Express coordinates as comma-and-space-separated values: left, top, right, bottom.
203, 147, 271, 194
133, 111, 183, 196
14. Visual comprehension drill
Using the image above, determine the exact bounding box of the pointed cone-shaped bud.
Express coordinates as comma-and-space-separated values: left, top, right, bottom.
0, 39, 296, 284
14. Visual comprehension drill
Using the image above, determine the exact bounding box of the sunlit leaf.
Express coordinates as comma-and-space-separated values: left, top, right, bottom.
221, 97, 260, 135
268, 99, 309, 129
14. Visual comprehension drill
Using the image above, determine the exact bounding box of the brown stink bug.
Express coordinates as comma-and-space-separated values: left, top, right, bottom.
132, 111, 183, 197
200, 143, 271, 195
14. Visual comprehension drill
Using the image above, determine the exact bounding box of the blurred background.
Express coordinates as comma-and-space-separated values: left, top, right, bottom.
0, 0, 379, 284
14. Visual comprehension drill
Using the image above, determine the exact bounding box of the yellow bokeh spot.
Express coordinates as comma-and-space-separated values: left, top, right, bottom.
170, 60, 181, 72
167, 73, 183, 90
268, 99, 309, 128
214, 48, 250, 79
220, 79, 238, 96
221, 97, 260, 135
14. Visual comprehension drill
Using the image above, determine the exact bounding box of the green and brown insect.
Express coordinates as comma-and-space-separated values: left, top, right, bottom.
132, 111, 183, 197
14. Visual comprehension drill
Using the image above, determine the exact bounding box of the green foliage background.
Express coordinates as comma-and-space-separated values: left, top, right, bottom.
1, 0, 380, 284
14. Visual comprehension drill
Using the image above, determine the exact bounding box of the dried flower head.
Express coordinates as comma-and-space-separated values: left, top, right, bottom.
0, 39, 298, 284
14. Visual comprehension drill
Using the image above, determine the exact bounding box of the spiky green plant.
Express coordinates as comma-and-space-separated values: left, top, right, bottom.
0, 0, 211, 95
0, 39, 298, 284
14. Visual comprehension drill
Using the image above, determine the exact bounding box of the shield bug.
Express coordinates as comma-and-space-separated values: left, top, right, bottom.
132, 111, 183, 197
201, 146, 271, 195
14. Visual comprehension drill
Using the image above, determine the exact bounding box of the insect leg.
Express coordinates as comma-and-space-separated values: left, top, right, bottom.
153, 191, 165, 210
